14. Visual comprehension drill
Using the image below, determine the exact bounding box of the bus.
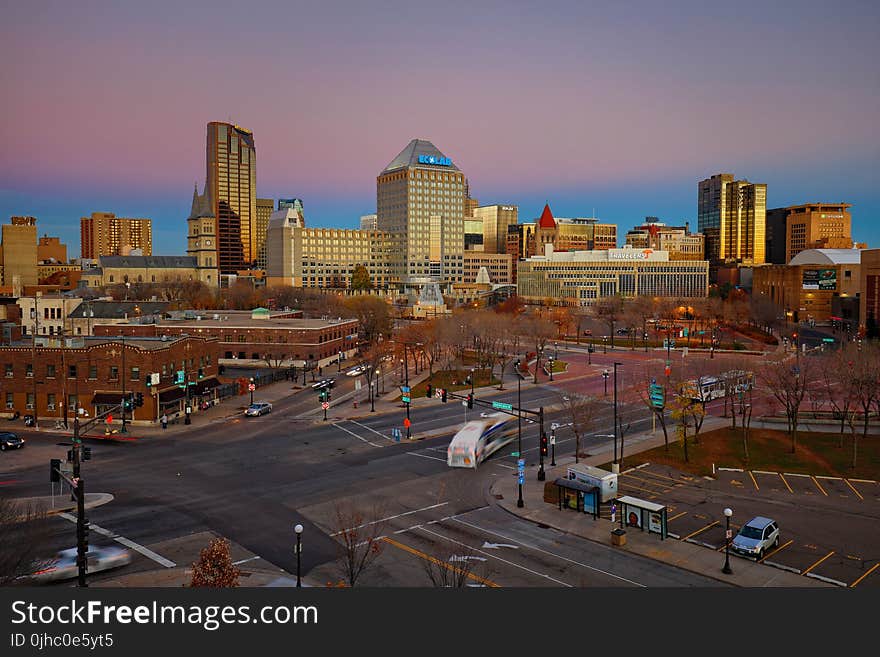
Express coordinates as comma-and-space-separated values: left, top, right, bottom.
688, 370, 754, 402
447, 413, 516, 469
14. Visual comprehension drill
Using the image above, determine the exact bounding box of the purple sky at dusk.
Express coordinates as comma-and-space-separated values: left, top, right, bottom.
1, 1, 878, 256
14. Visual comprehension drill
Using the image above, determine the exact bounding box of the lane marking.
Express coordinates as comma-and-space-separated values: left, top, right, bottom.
778, 472, 794, 494
232, 556, 261, 565
58, 512, 176, 568
848, 478, 877, 484
406, 451, 446, 462
417, 525, 571, 587
850, 563, 880, 588
810, 476, 828, 496
802, 550, 835, 575
748, 471, 760, 491
451, 515, 646, 587
759, 539, 793, 563
330, 502, 449, 537
783, 472, 810, 477
667, 511, 687, 522
347, 419, 395, 441
331, 422, 382, 448
843, 479, 864, 501
381, 536, 500, 587
681, 520, 719, 542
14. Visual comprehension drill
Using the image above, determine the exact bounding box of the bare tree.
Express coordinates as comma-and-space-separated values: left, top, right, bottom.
332, 502, 387, 587
0, 494, 52, 585
592, 296, 626, 350
345, 296, 393, 346
520, 315, 556, 384
560, 393, 601, 463
849, 343, 880, 469
421, 545, 491, 588
759, 354, 815, 454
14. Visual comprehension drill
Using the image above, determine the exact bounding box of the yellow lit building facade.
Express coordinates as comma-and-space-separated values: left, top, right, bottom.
698, 173, 766, 269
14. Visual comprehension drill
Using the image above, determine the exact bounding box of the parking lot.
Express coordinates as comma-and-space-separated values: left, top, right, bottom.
614, 462, 880, 587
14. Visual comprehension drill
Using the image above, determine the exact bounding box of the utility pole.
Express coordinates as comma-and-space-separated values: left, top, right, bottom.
613, 361, 622, 471
121, 334, 128, 433
537, 406, 545, 481
31, 294, 39, 429
72, 415, 87, 586
404, 348, 411, 440
516, 359, 524, 508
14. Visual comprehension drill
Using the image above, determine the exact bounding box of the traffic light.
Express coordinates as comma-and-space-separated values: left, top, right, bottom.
82, 447, 92, 461
50, 458, 60, 482
466, 393, 473, 409
426, 384, 433, 399
540, 433, 548, 457
136, 392, 144, 407
441, 388, 447, 403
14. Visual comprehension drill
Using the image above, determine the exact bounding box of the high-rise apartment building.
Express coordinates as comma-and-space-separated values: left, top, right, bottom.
1, 217, 38, 288
80, 212, 152, 258
376, 139, 466, 283
206, 121, 257, 273
255, 198, 275, 269
698, 173, 766, 268
765, 203, 854, 264
473, 204, 517, 254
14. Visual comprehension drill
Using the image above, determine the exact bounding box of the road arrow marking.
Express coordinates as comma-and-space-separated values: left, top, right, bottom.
449, 555, 488, 562
482, 542, 520, 550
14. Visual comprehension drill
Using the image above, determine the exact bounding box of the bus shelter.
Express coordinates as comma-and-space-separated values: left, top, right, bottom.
554, 478, 600, 519
615, 495, 668, 540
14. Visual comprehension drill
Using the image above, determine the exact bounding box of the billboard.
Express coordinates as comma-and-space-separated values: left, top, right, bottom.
802, 268, 837, 290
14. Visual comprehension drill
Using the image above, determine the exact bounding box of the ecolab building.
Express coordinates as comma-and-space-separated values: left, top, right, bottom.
516, 244, 709, 306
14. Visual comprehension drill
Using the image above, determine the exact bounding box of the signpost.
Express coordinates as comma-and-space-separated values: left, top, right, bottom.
492, 401, 513, 412
322, 400, 329, 421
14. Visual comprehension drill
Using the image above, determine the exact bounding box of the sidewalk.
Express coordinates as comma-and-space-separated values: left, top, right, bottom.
492, 418, 831, 587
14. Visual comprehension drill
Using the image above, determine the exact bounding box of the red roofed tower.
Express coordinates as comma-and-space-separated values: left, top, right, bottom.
538, 203, 556, 228
534, 203, 558, 256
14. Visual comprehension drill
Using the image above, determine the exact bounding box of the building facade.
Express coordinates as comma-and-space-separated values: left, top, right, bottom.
462, 252, 513, 285
255, 198, 275, 270
80, 212, 153, 258
625, 219, 704, 260
752, 249, 861, 324
472, 204, 518, 254
67, 301, 168, 336
17, 295, 83, 337
698, 173, 766, 269
376, 139, 465, 283
517, 244, 709, 306
206, 121, 257, 273
860, 249, 880, 336
359, 213, 378, 231
79, 255, 206, 288
1, 216, 38, 288
765, 203, 854, 265
0, 334, 220, 424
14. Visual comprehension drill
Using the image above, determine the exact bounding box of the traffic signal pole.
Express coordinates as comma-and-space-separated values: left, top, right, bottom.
537, 406, 545, 481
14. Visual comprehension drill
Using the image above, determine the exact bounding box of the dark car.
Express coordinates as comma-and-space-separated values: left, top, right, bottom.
0, 432, 25, 451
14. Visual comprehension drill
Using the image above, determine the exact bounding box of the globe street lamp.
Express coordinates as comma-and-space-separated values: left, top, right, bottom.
294, 523, 303, 587
249, 377, 255, 406
548, 355, 555, 381
722, 508, 733, 574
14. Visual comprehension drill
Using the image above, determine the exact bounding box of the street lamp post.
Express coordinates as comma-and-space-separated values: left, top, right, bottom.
294, 523, 303, 587
722, 508, 733, 574
603, 336, 608, 354
602, 369, 609, 397
249, 377, 254, 406
515, 359, 524, 508
338, 351, 343, 373
370, 379, 376, 412
550, 425, 556, 466
554, 342, 558, 360
548, 355, 554, 381
613, 361, 622, 469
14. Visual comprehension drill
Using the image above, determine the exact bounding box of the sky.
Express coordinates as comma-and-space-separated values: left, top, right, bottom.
1, 0, 878, 257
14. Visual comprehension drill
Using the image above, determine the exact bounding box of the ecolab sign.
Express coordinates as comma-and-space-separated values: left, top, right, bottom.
418, 155, 452, 166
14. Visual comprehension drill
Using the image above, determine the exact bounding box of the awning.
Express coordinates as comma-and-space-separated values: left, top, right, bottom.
158, 387, 186, 403
92, 392, 124, 405
191, 377, 220, 396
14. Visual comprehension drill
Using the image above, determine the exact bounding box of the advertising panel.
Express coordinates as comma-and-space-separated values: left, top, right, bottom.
802, 268, 836, 290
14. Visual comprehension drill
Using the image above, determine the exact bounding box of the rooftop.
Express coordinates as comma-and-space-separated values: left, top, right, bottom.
153, 317, 358, 330
788, 249, 863, 266
68, 301, 168, 319
380, 139, 459, 175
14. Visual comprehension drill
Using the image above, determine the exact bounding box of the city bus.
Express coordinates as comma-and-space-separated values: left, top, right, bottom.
688, 370, 754, 402
447, 413, 516, 468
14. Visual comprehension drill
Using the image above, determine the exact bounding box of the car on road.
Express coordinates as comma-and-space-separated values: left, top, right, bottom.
346, 365, 367, 377
244, 402, 273, 416
311, 378, 336, 390
0, 431, 24, 451
29, 546, 132, 583
731, 516, 779, 560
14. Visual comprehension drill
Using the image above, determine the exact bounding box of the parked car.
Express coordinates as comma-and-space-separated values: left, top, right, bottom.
346, 365, 367, 377
244, 402, 273, 416
0, 431, 24, 451
29, 546, 132, 583
731, 516, 779, 560
582, 329, 593, 336
311, 378, 336, 390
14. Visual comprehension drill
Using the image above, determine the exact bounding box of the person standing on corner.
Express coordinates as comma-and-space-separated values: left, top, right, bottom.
161, 413, 168, 430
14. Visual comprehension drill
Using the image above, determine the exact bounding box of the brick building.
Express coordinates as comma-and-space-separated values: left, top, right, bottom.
0, 334, 220, 426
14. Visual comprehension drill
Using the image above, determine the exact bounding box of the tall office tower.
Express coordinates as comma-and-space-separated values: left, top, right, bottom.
206, 121, 256, 273
1, 216, 38, 288
377, 139, 465, 282
255, 198, 274, 269
698, 173, 766, 268
766, 203, 854, 264
360, 213, 378, 231
80, 212, 153, 258
473, 204, 518, 254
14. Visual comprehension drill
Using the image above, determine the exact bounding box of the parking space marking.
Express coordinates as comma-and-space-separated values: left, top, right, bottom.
681, 520, 719, 541
667, 511, 687, 522
748, 471, 760, 491
810, 476, 828, 496
617, 481, 671, 497
843, 479, 864, 501
778, 472, 794, 494
628, 469, 695, 486
802, 550, 835, 575
758, 539, 793, 563
850, 563, 880, 588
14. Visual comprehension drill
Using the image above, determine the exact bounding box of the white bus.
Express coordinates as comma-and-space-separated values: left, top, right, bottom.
688, 370, 754, 402
447, 413, 516, 468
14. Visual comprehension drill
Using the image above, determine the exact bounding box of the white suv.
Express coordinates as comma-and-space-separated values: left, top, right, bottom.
731, 516, 780, 560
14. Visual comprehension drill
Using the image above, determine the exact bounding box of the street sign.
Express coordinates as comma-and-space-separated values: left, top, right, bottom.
726, 529, 732, 539
401, 386, 410, 393
403, 418, 411, 428
518, 475, 525, 485
492, 401, 513, 411
822, 338, 835, 343
649, 383, 664, 408
248, 383, 255, 391
517, 458, 525, 468
402, 394, 411, 403
549, 435, 556, 446
510, 451, 520, 457
321, 401, 329, 410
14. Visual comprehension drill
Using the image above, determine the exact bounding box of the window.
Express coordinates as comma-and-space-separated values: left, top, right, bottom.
131, 367, 140, 381
5, 392, 13, 409
47, 394, 56, 411
4, 364, 11, 377
68, 394, 77, 412
238, 335, 246, 343
46, 364, 56, 378
26, 393, 34, 410
89, 365, 97, 380
69, 365, 77, 378
26, 364, 33, 378
110, 366, 119, 380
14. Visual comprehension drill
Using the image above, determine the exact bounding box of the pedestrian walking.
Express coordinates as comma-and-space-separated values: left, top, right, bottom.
161, 413, 168, 430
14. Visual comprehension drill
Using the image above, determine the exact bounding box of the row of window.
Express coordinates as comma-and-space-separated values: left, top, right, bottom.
6, 362, 142, 381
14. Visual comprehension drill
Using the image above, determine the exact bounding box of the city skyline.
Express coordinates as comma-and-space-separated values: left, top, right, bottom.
1, 1, 878, 256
